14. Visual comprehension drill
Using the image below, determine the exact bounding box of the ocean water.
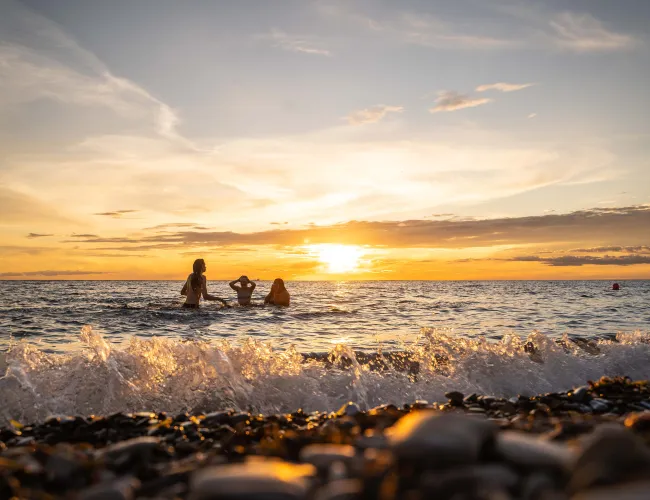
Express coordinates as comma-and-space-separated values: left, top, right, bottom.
1, 280, 649, 423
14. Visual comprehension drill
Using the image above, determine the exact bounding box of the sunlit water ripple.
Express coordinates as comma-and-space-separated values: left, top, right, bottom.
1, 280, 650, 423
1, 280, 649, 353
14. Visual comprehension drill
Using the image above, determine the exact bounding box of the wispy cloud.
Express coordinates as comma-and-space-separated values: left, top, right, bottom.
320, 2, 639, 54
347, 104, 404, 125
508, 255, 650, 267
143, 223, 201, 231
476, 83, 535, 92
0, 0, 184, 143
430, 91, 492, 113
528, 113, 537, 119
549, 12, 637, 53
0, 270, 111, 277
94, 210, 139, 218
397, 13, 516, 49
262, 29, 332, 56
569, 246, 650, 254
26, 233, 53, 238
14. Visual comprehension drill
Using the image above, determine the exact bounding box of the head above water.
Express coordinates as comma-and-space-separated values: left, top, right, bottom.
239, 275, 250, 285
193, 259, 206, 275
273, 278, 286, 291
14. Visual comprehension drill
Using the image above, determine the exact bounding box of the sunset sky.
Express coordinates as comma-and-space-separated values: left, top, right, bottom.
1, 0, 649, 280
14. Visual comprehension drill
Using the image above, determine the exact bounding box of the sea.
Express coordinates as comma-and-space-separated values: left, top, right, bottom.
1, 280, 649, 424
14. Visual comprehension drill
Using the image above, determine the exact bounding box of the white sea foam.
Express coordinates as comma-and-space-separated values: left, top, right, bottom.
1, 326, 650, 425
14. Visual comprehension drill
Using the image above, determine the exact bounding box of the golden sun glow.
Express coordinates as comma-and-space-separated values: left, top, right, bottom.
308, 244, 365, 274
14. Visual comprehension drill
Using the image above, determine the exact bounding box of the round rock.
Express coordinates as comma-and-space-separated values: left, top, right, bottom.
495, 431, 575, 474
299, 444, 356, 472
570, 425, 650, 493
387, 411, 495, 467
189, 460, 316, 500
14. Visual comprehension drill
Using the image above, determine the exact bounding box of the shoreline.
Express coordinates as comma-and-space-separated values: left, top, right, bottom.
2, 376, 650, 499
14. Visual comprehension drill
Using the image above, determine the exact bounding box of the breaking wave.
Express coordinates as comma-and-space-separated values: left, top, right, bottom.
1, 326, 650, 425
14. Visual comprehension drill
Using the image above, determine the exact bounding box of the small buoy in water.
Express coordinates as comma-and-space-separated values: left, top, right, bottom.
612, 283, 620, 290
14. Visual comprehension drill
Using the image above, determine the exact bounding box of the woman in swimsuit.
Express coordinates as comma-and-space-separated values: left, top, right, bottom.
264, 278, 290, 307
229, 275, 257, 306
181, 259, 228, 308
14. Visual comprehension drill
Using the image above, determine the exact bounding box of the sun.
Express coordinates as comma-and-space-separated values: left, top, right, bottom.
309, 244, 364, 274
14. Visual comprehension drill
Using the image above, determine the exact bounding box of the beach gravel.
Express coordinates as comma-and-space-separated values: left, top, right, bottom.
1, 376, 650, 499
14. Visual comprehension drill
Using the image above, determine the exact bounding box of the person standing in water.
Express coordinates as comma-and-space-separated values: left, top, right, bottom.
264, 278, 290, 307
229, 275, 257, 306
181, 259, 228, 308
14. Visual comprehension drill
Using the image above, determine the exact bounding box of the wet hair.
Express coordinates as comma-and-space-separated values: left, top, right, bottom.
273, 278, 286, 292
191, 259, 205, 292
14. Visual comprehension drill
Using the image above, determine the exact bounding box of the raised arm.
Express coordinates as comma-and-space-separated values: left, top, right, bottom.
229, 279, 240, 290
249, 281, 257, 291
202, 277, 228, 305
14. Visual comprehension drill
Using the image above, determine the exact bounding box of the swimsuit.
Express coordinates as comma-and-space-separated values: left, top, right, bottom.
183, 273, 202, 309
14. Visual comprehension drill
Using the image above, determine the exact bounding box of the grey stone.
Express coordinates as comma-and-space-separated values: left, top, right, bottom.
354, 432, 389, 450
588, 399, 610, 413
387, 411, 495, 467
496, 431, 575, 474
45, 453, 83, 484
569, 425, 650, 493
572, 481, 650, 500
313, 479, 362, 500
78, 478, 140, 500
188, 460, 316, 500
570, 387, 591, 403
229, 412, 251, 425
422, 464, 519, 493
299, 444, 356, 472
445, 391, 464, 406
99, 437, 160, 461
202, 411, 231, 426
337, 402, 360, 417
521, 473, 560, 500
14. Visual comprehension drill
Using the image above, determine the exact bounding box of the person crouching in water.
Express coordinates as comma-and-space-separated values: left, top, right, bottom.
181, 259, 228, 308
264, 278, 290, 307
229, 275, 257, 306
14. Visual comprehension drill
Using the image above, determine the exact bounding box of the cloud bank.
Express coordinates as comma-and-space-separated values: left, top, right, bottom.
67, 205, 650, 251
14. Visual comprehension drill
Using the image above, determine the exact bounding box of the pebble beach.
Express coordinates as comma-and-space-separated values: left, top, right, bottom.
3, 376, 650, 499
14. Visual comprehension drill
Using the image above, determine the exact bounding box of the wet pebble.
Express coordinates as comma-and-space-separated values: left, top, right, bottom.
588, 399, 611, 413
188, 460, 316, 500
570, 425, 650, 493
496, 431, 575, 474
337, 403, 360, 417
387, 411, 495, 467
78, 478, 140, 500
571, 481, 650, 500
299, 444, 356, 473
570, 387, 591, 404
313, 479, 362, 500
445, 391, 464, 407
